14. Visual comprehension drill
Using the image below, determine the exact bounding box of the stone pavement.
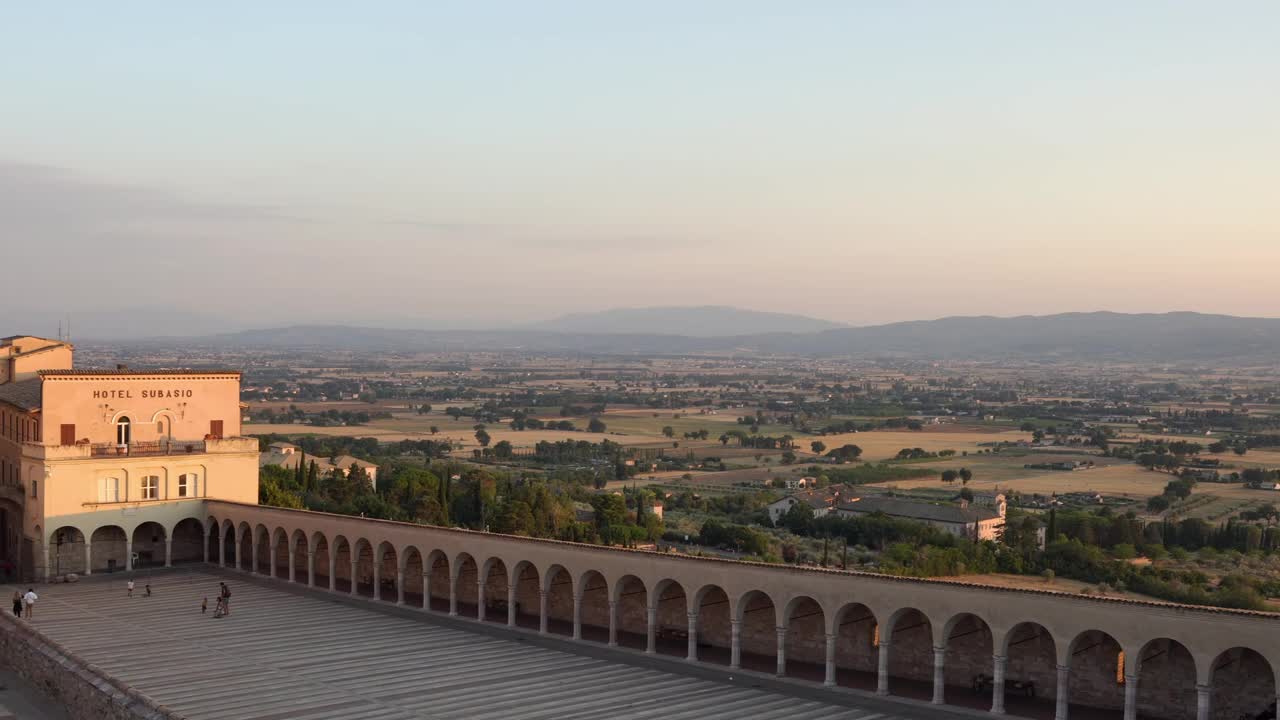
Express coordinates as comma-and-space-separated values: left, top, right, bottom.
5, 568, 985, 720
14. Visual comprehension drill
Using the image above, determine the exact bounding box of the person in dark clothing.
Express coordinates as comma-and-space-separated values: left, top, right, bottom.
11, 591, 21, 617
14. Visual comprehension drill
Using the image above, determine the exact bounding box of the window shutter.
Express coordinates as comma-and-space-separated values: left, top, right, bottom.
210, 420, 224, 438
61, 424, 76, 446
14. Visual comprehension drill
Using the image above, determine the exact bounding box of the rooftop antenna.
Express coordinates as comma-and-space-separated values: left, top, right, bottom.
57, 319, 63, 342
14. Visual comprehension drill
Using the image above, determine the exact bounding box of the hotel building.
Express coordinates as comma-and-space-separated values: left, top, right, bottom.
0, 335, 259, 580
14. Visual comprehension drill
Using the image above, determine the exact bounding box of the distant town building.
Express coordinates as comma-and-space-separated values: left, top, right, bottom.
258, 442, 378, 488
835, 494, 1007, 541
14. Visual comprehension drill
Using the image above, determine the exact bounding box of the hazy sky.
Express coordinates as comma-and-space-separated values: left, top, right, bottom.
3, 2, 1278, 335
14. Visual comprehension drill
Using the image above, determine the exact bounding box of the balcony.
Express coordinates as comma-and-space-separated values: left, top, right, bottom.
23, 436, 259, 461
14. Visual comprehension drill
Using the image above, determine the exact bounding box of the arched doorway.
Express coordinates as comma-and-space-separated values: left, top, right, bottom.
290, 530, 308, 583
170, 518, 204, 564
271, 528, 289, 577
401, 546, 424, 607
376, 542, 397, 602
481, 558, 509, 623
1210, 647, 1275, 720
352, 539, 374, 597
509, 561, 540, 629
883, 607, 934, 702
612, 574, 648, 650
783, 595, 826, 682
311, 533, 330, 588
331, 535, 352, 592
691, 584, 731, 665
1136, 638, 1197, 720
576, 570, 609, 642
1002, 622, 1058, 719
735, 589, 778, 673
425, 550, 450, 612
90, 525, 128, 573
941, 612, 994, 709
48, 526, 87, 576
652, 579, 687, 658
453, 553, 479, 616
236, 523, 252, 571
253, 525, 270, 574
542, 564, 573, 636
131, 521, 166, 569
833, 602, 878, 691
1067, 630, 1125, 718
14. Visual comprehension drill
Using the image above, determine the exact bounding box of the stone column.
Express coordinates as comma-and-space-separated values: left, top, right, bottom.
164, 539, 172, 568
349, 560, 358, 596
202, 534, 209, 563
477, 580, 487, 621
307, 552, 315, 587
646, 606, 657, 654
507, 585, 517, 627
84, 543, 92, 576
422, 574, 431, 611
538, 590, 549, 634
932, 646, 946, 705
1195, 684, 1211, 720
776, 627, 788, 677
686, 612, 698, 662
288, 548, 296, 583
328, 555, 336, 592
218, 533, 226, 567
1055, 664, 1070, 720
395, 570, 405, 605
608, 601, 619, 647
876, 641, 892, 696
572, 592, 583, 640
449, 576, 459, 616
126, 539, 134, 572
824, 633, 837, 687
991, 654, 1008, 714
1123, 674, 1138, 720
250, 539, 257, 574
44, 545, 52, 582
730, 619, 742, 669
372, 562, 381, 601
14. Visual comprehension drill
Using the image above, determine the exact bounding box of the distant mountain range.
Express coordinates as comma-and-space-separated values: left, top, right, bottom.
530, 305, 847, 336
118, 310, 1280, 362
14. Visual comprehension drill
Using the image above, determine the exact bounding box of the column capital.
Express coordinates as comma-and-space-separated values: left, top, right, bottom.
993, 653, 1008, 666
1056, 663, 1070, 673
1195, 683, 1211, 693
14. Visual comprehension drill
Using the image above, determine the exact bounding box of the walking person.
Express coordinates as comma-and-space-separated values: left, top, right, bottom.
127, 579, 134, 598
201, 597, 208, 614
22, 588, 37, 619
11, 591, 22, 617
220, 582, 231, 616
144, 584, 151, 597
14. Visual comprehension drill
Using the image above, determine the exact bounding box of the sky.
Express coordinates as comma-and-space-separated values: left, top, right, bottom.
3, 1, 1278, 336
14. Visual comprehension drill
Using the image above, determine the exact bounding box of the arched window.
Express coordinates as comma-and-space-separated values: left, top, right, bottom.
141, 475, 160, 501
116, 417, 132, 446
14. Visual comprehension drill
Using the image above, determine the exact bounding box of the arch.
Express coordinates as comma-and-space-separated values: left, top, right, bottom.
651, 579, 688, 658
376, 541, 397, 602
352, 538, 375, 597
169, 518, 204, 564
89, 525, 128, 573
270, 527, 289, 577
205, 516, 220, 563
220, 519, 237, 567
253, 524, 271, 574
882, 607, 935, 702
47, 525, 87, 576
940, 612, 994, 708
1135, 637, 1197, 720
453, 552, 479, 616
1067, 629, 1126, 717
734, 589, 778, 673
331, 534, 352, 592
542, 564, 574, 636
782, 595, 826, 682
425, 549, 450, 612
1000, 621, 1059, 719
480, 557, 509, 623
832, 602, 879, 691
509, 560, 540, 629
576, 569, 609, 643
400, 545, 424, 607
289, 529, 308, 583
311, 532, 331, 588
612, 574, 648, 650
1209, 647, 1275, 720
131, 521, 167, 569
236, 522, 252, 571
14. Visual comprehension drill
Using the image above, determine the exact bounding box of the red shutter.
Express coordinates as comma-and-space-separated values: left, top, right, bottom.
210, 420, 224, 438
60, 424, 76, 446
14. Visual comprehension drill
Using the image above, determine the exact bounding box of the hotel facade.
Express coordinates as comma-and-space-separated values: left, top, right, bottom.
0, 335, 259, 580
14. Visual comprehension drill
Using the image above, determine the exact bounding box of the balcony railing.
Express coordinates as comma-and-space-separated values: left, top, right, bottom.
90, 440, 207, 458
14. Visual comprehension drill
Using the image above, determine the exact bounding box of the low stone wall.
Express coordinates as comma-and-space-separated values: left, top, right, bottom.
0, 613, 184, 720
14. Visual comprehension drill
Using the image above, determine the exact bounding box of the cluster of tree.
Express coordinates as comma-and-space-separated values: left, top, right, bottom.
815, 464, 935, 486
940, 468, 974, 484
895, 447, 949, 460
697, 519, 772, 556
716, 432, 796, 449
254, 434, 382, 459
825, 444, 863, 462
1241, 468, 1280, 489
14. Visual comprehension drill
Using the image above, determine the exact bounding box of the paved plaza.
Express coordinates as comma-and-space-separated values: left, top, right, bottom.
6, 568, 966, 720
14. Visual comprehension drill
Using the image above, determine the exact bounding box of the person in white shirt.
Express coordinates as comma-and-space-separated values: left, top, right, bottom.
127, 580, 134, 598
22, 588, 37, 618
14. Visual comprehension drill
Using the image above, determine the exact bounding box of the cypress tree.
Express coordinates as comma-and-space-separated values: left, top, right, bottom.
307, 460, 318, 492
295, 451, 306, 488
1046, 507, 1058, 543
